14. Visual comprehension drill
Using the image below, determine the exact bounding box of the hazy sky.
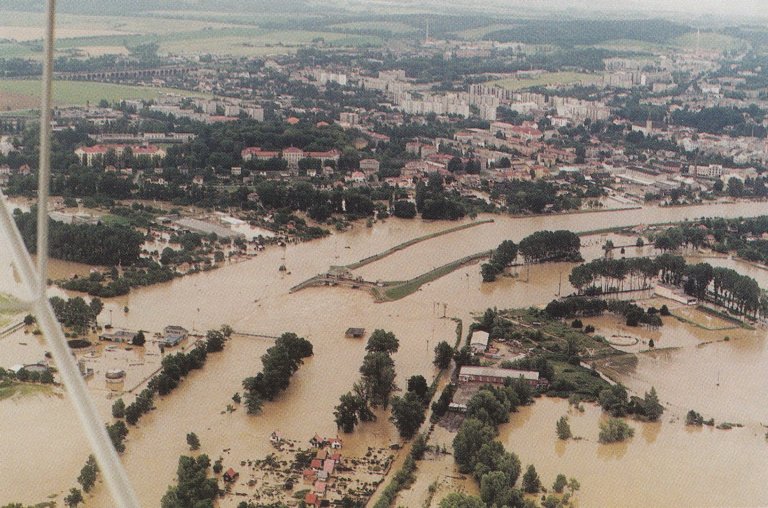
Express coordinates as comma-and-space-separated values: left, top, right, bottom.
524, 0, 767, 17
361, 0, 768, 21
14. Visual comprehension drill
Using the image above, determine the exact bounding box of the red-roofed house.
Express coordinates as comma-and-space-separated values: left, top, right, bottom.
313, 480, 327, 495
305, 492, 321, 507
287, 117, 301, 125
306, 149, 341, 165
223, 468, 239, 482
347, 171, 366, 184
310, 458, 323, 470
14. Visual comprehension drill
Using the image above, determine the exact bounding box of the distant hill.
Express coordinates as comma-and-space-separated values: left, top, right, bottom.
0, 0, 317, 16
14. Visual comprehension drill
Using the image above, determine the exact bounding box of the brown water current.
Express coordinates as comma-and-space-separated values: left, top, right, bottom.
1, 202, 768, 506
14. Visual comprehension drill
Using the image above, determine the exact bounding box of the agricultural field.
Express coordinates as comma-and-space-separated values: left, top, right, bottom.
159, 30, 382, 56
671, 32, 749, 52
487, 71, 602, 91
0, 80, 209, 111
328, 21, 418, 34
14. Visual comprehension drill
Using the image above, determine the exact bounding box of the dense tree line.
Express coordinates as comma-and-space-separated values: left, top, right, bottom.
14, 210, 144, 266
570, 252, 765, 318
160, 454, 217, 508
415, 173, 466, 220
241, 332, 314, 414
518, 230, 582, 264
485, 18, 690, 46
450, 377, 537, 507
492, 179, 582, 215
49, 296, 102, 334
545, 296, 663, 327
61, 263, 177, 297
671, 106, 750, 135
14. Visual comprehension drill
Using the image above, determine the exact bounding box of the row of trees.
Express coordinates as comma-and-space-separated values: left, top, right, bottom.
241, 332, 314, 414
569, 257, 659, 294
14, 209, 144, 266
570, 252, 766, 318
334, 330, 400, 433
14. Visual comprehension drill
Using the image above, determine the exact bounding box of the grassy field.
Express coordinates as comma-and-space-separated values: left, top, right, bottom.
671, 32, 749, 52
159, 29, 381, 56
0, 80, 209, 111
328, 21, 418, 34
0, 10, 240, 35
488, 71, 602, 91
0, 380, 52, 402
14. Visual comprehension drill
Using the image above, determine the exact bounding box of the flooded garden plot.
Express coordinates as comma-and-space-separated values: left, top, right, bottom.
218, 438, 393, 507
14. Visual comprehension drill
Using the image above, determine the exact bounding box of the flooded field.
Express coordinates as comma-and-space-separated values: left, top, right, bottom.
498, 397, 768, 508
2, 202, 768, 506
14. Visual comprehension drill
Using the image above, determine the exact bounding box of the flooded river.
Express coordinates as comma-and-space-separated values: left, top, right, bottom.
2, 201, 768, 506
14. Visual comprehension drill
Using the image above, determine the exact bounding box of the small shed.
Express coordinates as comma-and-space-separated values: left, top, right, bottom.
470, 330, 490, 354
345, 327, 366, 338
223, 468, 239, 482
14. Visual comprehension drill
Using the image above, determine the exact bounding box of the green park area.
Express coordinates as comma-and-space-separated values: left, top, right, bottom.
488, 71, 602, 91
0, 79, 209, 111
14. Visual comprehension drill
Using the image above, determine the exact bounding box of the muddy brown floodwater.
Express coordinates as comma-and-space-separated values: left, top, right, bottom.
1, 202, 768, 507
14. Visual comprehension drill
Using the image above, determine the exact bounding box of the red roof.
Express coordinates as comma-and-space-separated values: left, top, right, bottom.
310, 458, 323, 469
133, 146, 161, 155
306, 149, 340, 158
283, 146, 303, 153
305, 492, 319, 506
287, 117, 300, 125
